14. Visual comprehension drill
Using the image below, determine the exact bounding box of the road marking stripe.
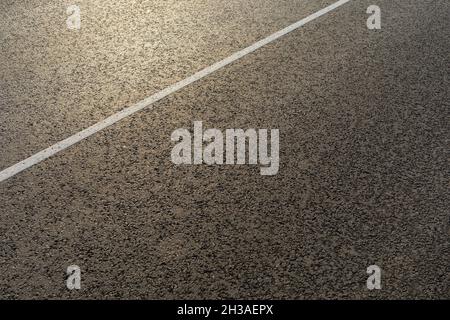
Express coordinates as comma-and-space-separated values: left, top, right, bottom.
0, 0, 350, 183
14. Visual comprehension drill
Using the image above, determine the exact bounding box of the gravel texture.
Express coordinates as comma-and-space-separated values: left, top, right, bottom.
0, 0, 449, 299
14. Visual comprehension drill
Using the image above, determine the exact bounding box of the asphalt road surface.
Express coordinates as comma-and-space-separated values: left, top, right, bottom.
0, 0, 449, 299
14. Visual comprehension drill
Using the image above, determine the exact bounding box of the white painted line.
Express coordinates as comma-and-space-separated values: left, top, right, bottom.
0, 0, 350, 183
